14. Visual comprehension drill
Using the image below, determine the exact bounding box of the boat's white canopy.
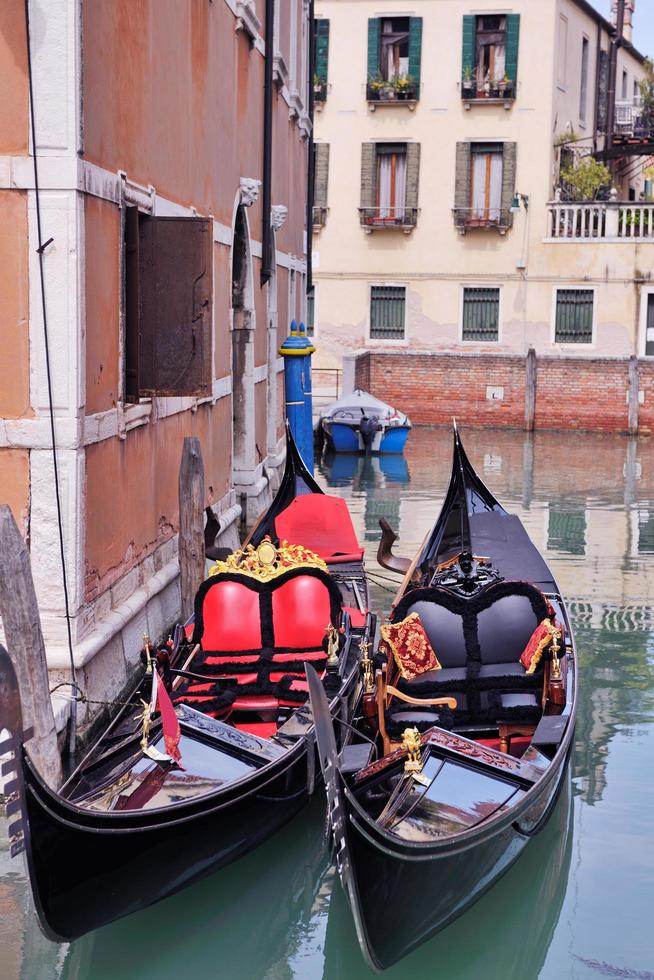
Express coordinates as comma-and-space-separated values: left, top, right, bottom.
321, 389, 408, 423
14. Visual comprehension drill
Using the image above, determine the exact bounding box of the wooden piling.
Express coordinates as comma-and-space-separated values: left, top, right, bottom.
524, 347, 537, 432
627, 354, 640, 437
0, 506, 63, 789
179, 437, 205, 620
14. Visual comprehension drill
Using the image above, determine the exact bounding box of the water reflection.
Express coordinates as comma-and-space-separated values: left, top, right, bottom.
2, 427, 653, 979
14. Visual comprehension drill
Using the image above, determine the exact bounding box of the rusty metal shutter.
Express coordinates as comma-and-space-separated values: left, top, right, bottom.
501, 142, 517, 229
361, 142, 376, 222
405, 143, 421, 222
138, 216, 212, 396
454, 142, 471, 228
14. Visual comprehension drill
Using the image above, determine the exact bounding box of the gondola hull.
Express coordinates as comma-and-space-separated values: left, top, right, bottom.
20, 738, 312, 940
336, 743, 572, 970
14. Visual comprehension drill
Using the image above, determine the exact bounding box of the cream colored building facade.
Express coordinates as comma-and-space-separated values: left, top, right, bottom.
312, 0, 652, 369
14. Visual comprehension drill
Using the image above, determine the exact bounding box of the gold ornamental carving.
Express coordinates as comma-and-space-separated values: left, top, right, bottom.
208, 538, 328, 583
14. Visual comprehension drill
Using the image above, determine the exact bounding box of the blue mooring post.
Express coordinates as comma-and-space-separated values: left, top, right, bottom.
279, 320, 310, 469
298, 322, 315, 474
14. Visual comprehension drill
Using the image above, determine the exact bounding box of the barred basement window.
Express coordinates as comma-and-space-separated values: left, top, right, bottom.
555, 289, 594, 343
370, 285, 406, 339
462, 288, 500, 341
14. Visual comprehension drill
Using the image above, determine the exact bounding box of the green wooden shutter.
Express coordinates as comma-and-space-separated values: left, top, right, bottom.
360, 143, 376, 222
314, 143, 330, 211
367, 18, 381, 79
461, 15, 476, 79
408, 17, 423, 96
454, 142, 471, 228
500, 142, 517, 227
405, 143, 421, 224
505, 14, 520, 87
315, 19, 330, 84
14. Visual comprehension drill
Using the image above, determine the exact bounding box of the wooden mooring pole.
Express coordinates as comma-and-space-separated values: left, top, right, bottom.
179, 437, 206, 621
524, 347, 537, 433
0, 505, 63, 789
627, 354, 640, 437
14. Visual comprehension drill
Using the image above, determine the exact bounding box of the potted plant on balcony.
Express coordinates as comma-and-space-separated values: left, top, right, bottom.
498, 73, 513, 98
313, 74, 326, 102
367, 75, 385, 101
462, 65, 475, 99
394, 75, 415, 100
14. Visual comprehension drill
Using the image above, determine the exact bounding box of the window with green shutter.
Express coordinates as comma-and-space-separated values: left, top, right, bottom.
555, 290, 594, 344
370, 285, 406, 339
367, 17, 421, 101
314, 20, 329, 103
462, 288, 500, 341
461, 14, 519, 101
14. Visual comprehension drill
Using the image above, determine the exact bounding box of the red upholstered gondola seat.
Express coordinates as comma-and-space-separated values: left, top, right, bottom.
175, 554, 343, 731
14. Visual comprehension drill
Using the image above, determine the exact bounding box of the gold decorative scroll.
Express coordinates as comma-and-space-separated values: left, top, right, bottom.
208, 538, 328, 583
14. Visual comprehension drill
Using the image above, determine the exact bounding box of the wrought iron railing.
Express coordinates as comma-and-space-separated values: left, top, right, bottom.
359, 207, 418, 229
366, 81, 417, 103
460, 79, 515, 101
452, 207, 512, 231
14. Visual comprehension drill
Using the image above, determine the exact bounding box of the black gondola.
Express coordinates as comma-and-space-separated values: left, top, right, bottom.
307, 423, 577, 971
0, 426, 372, 941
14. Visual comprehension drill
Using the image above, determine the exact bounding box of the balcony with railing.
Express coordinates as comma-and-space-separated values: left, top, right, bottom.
460, 76, 515, 108
452, 207, 512, 234
359, 206, 418, 233
366, 77, 417, 109
546, 198, 654, 241
612, 96, 654, 146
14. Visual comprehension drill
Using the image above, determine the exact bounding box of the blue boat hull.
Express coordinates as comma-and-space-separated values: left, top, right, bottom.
323, 422, 410, 455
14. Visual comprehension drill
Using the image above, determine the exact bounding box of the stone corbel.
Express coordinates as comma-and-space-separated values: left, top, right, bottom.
271, 205, 288, 230
273, 51, 289, 88
240, 177, 261, 208
235, 0, 261, 43
288, 89, 303, 122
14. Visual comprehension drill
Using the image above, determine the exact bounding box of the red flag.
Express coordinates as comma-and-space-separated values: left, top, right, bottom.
155, 671, 183, 766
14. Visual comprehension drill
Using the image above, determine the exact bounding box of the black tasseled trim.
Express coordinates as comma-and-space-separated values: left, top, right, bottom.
392, 579, 551, 625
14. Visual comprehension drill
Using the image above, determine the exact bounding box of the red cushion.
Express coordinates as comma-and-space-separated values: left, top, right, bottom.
272, 576, 332, 648
233, 695, 279, 711
235, 722, 277, 739
275, 495, 362, 561
271, 650, 325, 663
326, 551, 364, 564
201, 581, 262, 651
344, 606, 366, 628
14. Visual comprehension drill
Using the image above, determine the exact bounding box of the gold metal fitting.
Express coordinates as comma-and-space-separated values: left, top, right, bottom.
550, 633, 562, 681
360, 638, 374, 692
325, 624, 340, 668
143, 634, 153, 675
402, 727, 423, 774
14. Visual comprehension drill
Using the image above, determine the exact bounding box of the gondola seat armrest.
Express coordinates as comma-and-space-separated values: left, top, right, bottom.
386, 686, 457, 710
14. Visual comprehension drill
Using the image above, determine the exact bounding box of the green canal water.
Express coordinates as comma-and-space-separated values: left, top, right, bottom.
1, 427, 653, 980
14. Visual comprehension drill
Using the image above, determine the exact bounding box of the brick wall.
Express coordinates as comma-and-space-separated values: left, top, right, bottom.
354, 350, 654, 434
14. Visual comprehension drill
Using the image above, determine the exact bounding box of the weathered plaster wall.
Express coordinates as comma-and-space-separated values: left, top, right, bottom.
0, 192, 30, 418
85, 197, 120, 415
0, 1, 28, 153
0, 449, 29, 535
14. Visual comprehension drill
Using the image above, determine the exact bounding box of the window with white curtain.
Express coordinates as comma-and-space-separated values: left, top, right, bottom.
470, 144, 503, 223
376, 144, 407, 220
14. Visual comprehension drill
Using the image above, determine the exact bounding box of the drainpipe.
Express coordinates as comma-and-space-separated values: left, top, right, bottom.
593, 20, 602, 153
261, 0, 274, 285
606, 0, 626, 153
306, 0, 315, 294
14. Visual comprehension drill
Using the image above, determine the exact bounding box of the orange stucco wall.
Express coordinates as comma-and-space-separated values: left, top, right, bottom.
85, 197, 121, 415
82, 1, 306, 251
0, 2, 28, 154
0, 449, 29, 536
85, 399, 232, 598
0, 192, 30, 418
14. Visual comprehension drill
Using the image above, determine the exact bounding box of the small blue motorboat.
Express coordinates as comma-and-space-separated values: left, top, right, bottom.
320, 389, 411, 454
